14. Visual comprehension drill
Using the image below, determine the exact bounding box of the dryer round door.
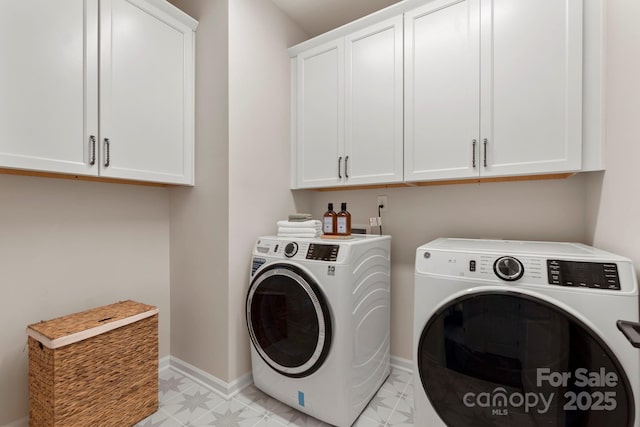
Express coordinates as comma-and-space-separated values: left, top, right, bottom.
246, 263, 332, 378
417, 291, 634, 427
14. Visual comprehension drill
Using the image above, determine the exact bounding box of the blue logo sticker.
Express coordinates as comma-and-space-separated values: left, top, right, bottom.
298, 391, 305, 407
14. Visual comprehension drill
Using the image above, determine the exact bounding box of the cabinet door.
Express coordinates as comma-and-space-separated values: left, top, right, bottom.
99, 0, 195, 184
294, 39, 344, 189
480, 0, 583, 177
404, 0, 480, 182
344, 16, 404, 185
0, 0, 98, 176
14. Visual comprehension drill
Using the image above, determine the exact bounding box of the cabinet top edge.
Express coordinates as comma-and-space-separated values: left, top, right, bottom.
146, 0, 199, 30
288, 0, 430, 57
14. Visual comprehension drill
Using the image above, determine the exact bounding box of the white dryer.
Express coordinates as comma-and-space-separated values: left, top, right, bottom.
247, 235, 391, 427
413, 238, 640, 427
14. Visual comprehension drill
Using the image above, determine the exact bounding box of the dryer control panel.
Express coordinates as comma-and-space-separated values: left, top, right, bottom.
417, 250, 627, 292
547, 260, 620, 290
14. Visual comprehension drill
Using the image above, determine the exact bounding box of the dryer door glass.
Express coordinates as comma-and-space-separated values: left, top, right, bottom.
247, 264, 332, 378
418, 291, 634, 427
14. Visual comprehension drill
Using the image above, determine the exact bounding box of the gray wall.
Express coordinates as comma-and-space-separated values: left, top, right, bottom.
0, 176, 171, 425
586, 0, 640, 272
168, 0, 231, 382
167, 0, 309, 382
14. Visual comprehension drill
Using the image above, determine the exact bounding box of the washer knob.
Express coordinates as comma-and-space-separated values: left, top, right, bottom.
494, 256, 524, 281
284, 242, 298, 258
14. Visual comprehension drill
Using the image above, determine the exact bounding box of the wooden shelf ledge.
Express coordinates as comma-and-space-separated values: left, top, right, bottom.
309, 172, 576, 192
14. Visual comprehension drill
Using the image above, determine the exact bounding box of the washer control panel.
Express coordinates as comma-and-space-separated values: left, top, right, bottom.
547, 260, 620, 290
254, 239, 345, 262
306, 243, 339, 261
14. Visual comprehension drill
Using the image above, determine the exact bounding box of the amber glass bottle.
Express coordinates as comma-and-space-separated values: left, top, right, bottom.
323, 203, 337, 235
336, 202, 351, 236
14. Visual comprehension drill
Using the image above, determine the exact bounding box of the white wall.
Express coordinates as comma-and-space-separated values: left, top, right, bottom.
0, 175, 170, 425
168, 0, 231, 381
228, 0, 309, 380
311, 176, 589, 359
586, 0, 640, 277
167, 0, 308, 383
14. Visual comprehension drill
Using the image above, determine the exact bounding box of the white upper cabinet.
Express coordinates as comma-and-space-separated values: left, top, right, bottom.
99, 0, 195, 184
292, 17, 403, 189
295, 39, 345, 188
0, 0, 196, 185
0, 0, 98, 176
404, 0, 480, 181
405, 0, 583, 181
344, 16, 404, 186
481, 0, 583, 177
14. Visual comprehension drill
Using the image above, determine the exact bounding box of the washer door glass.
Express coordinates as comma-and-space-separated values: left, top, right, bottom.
418, 291, 634, 427
247, 264, 332, 378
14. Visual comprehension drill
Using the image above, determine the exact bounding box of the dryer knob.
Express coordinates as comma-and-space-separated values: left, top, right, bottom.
284, 242, 298, 258
494, 256, 524, 281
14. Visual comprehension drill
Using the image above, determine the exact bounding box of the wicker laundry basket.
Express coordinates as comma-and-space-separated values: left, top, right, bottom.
26, 300, 159, 427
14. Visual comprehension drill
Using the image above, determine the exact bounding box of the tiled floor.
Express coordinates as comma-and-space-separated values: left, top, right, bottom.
135, 367, 414, 427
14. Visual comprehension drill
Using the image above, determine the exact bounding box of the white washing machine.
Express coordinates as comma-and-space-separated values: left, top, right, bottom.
246, 235, 391, 426
413, 238, 640, 427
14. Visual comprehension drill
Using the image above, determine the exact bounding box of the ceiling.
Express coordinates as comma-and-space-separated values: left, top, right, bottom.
270, 0, 403, 38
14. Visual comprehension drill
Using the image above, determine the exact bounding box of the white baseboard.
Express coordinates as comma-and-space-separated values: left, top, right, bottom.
168, 356, 253, 399
390, 355, 413, 374
159, 355, 171, 371
2, 355, 409, 427
167, 355, 411, 399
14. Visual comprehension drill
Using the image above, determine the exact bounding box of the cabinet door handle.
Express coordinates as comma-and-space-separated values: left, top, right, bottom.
472, 139, 477, 168
338, 156, 342, 179
89, 135, 96, 166
345, 155, 349, 178
483, 138, 488, 167
104, 138, 111, 168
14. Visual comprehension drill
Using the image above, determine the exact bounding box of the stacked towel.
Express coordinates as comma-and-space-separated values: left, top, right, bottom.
277, 219, 322, 238
288, 213, 313, 222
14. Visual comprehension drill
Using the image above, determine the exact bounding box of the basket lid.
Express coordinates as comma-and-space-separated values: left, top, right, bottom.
26, 300, 158, 349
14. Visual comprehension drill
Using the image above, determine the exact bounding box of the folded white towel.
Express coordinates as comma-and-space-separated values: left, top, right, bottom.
276, 220, 322, 229
278, 227, 320, 234
277, 232, 321, 238
277, 226, 321, 237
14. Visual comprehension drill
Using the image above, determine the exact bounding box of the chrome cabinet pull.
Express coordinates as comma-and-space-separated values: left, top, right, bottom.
338, 156, 342, 179
345, 155, 349, 178
89, 135, 96, 166
104, 138, 111, 168
483, 138, 488, 167
472, 139, 477, 168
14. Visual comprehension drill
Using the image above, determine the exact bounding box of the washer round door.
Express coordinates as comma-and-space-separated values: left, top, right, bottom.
418, 291, 634, 427
246, 263, 332, 378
